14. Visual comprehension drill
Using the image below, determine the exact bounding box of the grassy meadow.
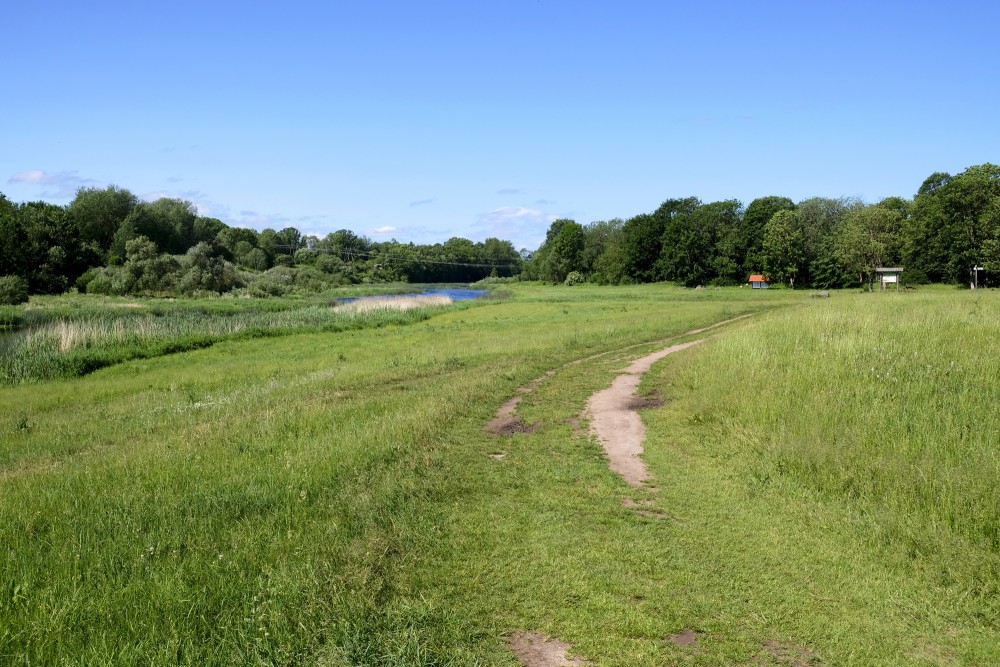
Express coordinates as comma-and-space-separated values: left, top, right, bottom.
1, 284, 998, 665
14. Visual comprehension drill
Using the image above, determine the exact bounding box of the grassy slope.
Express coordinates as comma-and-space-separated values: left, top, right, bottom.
0, 284, 774, 665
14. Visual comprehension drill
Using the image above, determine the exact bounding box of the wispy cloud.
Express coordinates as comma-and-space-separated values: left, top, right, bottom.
473, 206, 556, 250
8, 169, 99, 198
409, 198, 434, 207
371, 226, 398, 235
142, 189, 221, 218
535, 198, 555, 205
497, 187, 522, 195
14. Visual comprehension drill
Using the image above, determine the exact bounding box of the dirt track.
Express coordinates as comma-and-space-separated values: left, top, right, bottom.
499, 316, 749, 666
584, 340, 702, 486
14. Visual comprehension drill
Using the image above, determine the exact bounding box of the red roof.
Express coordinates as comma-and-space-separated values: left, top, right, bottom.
749, 274, 767, 282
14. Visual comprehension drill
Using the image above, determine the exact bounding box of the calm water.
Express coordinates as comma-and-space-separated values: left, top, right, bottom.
335, 288, 486, 304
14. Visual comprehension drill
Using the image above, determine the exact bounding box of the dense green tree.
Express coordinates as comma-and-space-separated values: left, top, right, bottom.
835, 204, 904, 289
175, 243, 242, 294
0, 275, 29, 305
117, 198, 198, 257
68, 185, 138, 252
622, 198, 700, 283
542, 220, 586, 283
0, 193, 25, 280
741, 196, 795, 275
908, 164, 1000, 284
582, 219, 626, 284
276, 227, 303, 256
194, 216, 227, 244
761, 210, 807, 287
658, 200, 741, 286
18, 201, 92, 293
620, 213, 662, 282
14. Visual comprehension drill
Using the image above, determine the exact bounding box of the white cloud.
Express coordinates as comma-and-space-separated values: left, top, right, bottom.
7, 169, 98, 198
473, 206, 557, 251
142, 189, 218, 217
372, 226, 398, 235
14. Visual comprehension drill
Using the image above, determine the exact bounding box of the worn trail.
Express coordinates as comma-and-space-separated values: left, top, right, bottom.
584, 340, 702, 486
498, 316, 750, 666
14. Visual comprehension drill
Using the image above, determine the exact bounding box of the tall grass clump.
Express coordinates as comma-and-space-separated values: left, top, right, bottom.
670, 291, 1000, 559
334, 294, 452, 313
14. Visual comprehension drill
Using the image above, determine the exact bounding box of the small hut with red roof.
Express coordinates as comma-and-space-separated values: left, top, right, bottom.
749, 274, 769, 289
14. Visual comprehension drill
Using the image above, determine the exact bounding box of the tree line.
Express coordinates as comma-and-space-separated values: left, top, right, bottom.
0, 186, 523, 301
2, 163, 999, 302
523, 163, 1000, 289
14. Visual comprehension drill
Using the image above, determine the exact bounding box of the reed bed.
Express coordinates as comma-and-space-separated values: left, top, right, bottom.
334, 294, 453, 313
0, 301, 456, 385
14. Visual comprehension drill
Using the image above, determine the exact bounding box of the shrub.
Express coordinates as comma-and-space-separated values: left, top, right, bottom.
0, 275, 29, 305
564, 271, 585, 286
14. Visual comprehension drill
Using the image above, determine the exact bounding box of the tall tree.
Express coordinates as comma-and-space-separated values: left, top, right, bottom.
658, 200, 741, 286
542, 220, 585, 283
908, 164, 1000, 283
68, 185, 138, 253
835, 204, 904, 289
741, 196, 794, 275
761, 210, 807, 288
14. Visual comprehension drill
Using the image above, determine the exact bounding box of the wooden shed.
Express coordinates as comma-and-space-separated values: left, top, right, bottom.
749, 274, 769, 289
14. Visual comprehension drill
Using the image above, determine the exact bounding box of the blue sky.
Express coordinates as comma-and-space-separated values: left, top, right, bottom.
3, 1, 998, 251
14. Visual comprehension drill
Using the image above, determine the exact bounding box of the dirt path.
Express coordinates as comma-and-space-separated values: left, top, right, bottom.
502, 315, 750, 666
584, 340, 702, 485
485, 315, 750, 437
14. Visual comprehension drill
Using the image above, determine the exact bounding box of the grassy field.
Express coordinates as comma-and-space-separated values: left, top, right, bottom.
1, 284, 997, 665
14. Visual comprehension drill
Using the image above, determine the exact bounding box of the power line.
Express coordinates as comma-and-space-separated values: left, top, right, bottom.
274, 245, 521, 270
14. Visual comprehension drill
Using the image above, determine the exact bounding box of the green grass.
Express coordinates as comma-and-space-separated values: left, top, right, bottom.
2, 284, 997, 665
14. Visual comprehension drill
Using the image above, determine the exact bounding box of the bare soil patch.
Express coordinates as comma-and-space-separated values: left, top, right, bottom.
668, 628, 699, 647
508, 632, 590, 666
485, 395, 539, 435
763, 640, 820, 666
625, 395, 664, 410
622, 497, 674, 520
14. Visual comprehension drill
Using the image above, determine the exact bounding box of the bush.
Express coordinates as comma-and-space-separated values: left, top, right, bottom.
0, 275, 29, 305
564, 271, 585, 286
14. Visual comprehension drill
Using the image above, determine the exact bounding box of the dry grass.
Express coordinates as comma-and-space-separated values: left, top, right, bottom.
335, 295, 453, 313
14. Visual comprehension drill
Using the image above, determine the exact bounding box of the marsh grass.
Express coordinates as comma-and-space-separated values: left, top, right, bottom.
0, 298, 464, 385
